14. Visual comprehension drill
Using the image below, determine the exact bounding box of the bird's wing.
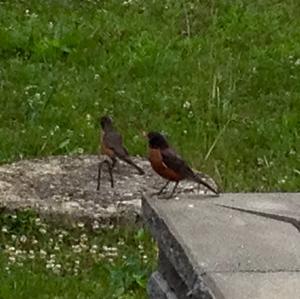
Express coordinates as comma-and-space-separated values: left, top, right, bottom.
104, 131, 129, 157
161, 148, 194, 177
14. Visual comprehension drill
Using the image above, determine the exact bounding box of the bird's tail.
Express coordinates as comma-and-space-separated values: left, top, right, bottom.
121, 156, 145, 175
191, 172, 220, 195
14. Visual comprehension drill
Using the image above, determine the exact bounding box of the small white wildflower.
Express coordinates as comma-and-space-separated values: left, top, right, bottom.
40, 249, 47, 257
9, 256, 16, 263
11, 215, 17, 219
46, 263, 54, 269
32, 238, 38, 245
77, 222, 85, 228
80, 234, 88, 241
72, 245, 82, 253
11, 234, 17, 241
8, 246, 15, 252
183, 101, 191, 109
54, 245, 60, 251
20, 235, 27, 243
295, 58, 300, 66
92, 221, 99, 230
1, 226, 8, 233
39, 228, 47, 234
94, 73, 100, 80
118, 240, 125, 246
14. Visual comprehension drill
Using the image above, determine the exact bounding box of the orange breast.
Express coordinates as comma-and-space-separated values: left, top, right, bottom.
149, 148, 182, 181
100, 136, 115, 158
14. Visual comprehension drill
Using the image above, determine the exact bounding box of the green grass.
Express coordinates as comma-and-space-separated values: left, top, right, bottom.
0, 210, 156, 299
1, 0, 300, 297
0, 0, 300, 191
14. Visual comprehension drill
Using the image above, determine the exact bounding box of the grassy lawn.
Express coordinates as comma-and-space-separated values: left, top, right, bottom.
0, 0, 300, 297
0, 210, 156, 299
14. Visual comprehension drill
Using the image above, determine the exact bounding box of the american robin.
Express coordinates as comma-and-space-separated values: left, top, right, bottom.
97, 116, 145, 190
146, 131, 220, 198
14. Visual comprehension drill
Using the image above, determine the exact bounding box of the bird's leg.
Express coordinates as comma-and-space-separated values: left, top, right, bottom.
155, 180, 170, 196
97, 160, 114, 190
111, 157, 117, 169
167, 181, 179, 199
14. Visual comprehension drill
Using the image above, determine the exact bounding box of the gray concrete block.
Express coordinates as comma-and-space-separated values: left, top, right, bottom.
211, 272, 300, 299
148, 271, 178, 299
143, 193, 300, 299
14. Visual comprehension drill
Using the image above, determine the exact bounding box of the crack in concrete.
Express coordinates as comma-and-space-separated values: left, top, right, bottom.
216, 204, 300, 234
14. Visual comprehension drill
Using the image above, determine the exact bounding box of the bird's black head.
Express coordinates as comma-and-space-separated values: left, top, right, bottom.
100, 115, 113, 129
147, 132, 169, 149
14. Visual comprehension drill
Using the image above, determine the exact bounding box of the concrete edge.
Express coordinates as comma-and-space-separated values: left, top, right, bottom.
142, 195, 225, 299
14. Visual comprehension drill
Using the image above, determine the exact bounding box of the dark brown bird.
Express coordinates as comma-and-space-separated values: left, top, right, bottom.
146, 132, 219, 198
97, 116, 144, 190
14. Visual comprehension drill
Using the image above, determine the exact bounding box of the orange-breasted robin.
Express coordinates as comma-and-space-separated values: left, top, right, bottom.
146, 131, 220, 198
97, 116, 145, 190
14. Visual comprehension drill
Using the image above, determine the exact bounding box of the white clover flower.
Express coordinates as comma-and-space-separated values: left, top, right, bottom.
77, 222, 85, 228
183, 101, 191, 109
295, 58, 300, 66
39, 228, 47, 234
92, 221, 99, 230
32, 238, 38, 245
9, 256, 16, 263
40, 249, 47, 257
20, 235, 27, 243
72, 245, 82, 253
8, 246, 15, 252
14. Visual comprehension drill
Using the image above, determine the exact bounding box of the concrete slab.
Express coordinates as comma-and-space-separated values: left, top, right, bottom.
148, 272, 178, 299
211, 272, 300, 299
211, 193, 300, 223
143, 193, 300, 298
145, 197, 300, 273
